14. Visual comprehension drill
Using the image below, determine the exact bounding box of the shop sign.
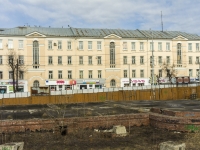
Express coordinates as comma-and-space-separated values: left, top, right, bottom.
69, 80, 76, 85
82, 80, 99, 84
176, 76, 190, 84
131, 79, 145, 83
0, 81, 25, 85
56, 80, 65, 84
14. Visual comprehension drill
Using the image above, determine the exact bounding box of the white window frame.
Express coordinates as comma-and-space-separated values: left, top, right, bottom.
79, 70, 83, 79
132, 70, 136, 78
97, 41, 101, 50
140, 56, 144, 64
158, 42, 162, 51
48, 56, 53, 65
49, 71, 53, 79
67, 41, 71, 50
140, 70, 144, 78
0, 55, 2, 64
0, 39, 2, 49
68, 56, 72, 65
123, 42, 127, 50
188, 43, 192, 51
97, 56, 101, 64
19, 55, 24, 64
8, 39, 13, 49
88, 41, 92, 50
58, 70, 62, 79
79, 41, 83, 50
68, 70, 72, 79
48, 41, 52, 50
89, 70, 93, 78
0, 71, 2, 79
18, 40, 23, 49
166, 42, 170, 51
79, 56, 83, 64
58, 56, 62, 64
140, 42, 144, 50
58, 41, 62, 50
131, 42, 135, 50
189, 56, 192, 64
98, 70, 102, 78
88, 56, 92, 65
124, 70, 128, 78
196, 43, 199, 51
150, 42, 154, 51
132, 56, 135, 64
19, 71, 24, 80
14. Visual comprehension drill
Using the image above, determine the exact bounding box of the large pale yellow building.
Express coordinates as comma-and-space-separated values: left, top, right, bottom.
0, 27, 200, 94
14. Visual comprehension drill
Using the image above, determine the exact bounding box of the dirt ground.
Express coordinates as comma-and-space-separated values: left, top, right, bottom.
1, 125, 200, 150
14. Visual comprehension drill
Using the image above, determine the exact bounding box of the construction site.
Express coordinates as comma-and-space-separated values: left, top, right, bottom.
1, 86, 200, 149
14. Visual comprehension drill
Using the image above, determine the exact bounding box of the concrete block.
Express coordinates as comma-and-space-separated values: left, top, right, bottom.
159, 141, 185, 150
113, 125, 127, 135
0, 142, 24, 150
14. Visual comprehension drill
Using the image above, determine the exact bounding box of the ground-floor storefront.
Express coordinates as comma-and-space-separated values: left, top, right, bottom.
121, 78, 150, 87
0, 80, 28, 94
76, 79, 105, 89
45, 80, 77, 91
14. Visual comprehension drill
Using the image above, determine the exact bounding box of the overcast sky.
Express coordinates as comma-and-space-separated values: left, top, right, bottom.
1, 0, 200, 34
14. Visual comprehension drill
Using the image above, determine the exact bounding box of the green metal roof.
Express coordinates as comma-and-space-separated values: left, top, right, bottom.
0, 26, 200, 40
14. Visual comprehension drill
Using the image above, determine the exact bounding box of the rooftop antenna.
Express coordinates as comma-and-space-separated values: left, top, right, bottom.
161, 11, 163, 32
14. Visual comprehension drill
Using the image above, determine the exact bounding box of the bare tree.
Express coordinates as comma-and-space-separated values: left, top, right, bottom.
161, 62, 177, 84
7, 50, 26, 93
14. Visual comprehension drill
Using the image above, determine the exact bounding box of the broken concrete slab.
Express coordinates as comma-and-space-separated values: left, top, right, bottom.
159, 141, 185, 150
0, 142, 24, 150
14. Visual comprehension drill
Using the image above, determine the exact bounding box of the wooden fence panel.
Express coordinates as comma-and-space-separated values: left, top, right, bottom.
97, 92, 107, 102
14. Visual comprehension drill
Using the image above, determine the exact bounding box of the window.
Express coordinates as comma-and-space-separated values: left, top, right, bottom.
8, 55, 13, 64
0, 39, 2, 49
197, 69, 199, 77
124, 70, 128, 78
98, 70, 102, 78
48, 56, 53, 65
159, 69, 162, 77
166, 42, 170, 51
68, 70, 72, 79
9, 71, 13, 79
158, 42, 162, 51
48, 41, 52, 49
33, 41, 39, 68
89, 70, 92, 78
58, 56, 62, 64
0, 56, 2, 64
79, 56, 83, 64
79, 41, 83, 50
97, 41, 101, 50
132, 70, 136, 77
110, 42, 115, 68
33, 80, 39, 88
140, 42, 144, 50
58, 70, 62, 79
58, 41, 62, 49
189, 69, 193, 77
140, 70, 144, 78
49, 71, 53, 79
79, 70, 83, 79
123, 42, 127, 50
150, 42, 154, 51
196, 43, 199, 51
166, 56, 170, 64
19, 71, 24, 80
132, 56, 136, 64
131, 42, 135, 50
189, 56, 192, 64
18, 40, 23, 49
177, 43, 182, 64
0, 71, 2, 79
188, 43, 192, 51
67, 41, 71, 50
68, 56, 72, 65
158, 56, 162, 64
88, 56, 92, 65
196, 57, 199, 64
88, 41, 92, 50
123, 56, 127, 64
97, 56, 101, 64
150, 56, 153, 66
19, 55, 24, 64
110, 79, 116, 87
8, 39, 13, 49
140, 56, 144, 64
150, 70, 154, 77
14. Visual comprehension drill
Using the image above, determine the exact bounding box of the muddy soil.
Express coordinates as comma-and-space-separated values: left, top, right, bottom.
0, 126, 200, 150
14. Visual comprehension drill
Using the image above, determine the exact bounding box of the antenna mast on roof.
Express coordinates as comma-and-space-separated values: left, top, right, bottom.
161, 11, 163, 32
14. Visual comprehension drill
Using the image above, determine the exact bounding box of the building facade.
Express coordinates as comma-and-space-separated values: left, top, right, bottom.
0, 27, 200, 93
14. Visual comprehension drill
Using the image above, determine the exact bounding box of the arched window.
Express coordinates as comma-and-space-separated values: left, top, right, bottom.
33, 41, 39, 68
33, 80, 39, 88
110, 42, 115, 68
110, 79, 116, 87
177, 43, 182, 64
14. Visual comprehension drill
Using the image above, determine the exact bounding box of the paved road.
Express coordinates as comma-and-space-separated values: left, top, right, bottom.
0, 100, 200, 120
